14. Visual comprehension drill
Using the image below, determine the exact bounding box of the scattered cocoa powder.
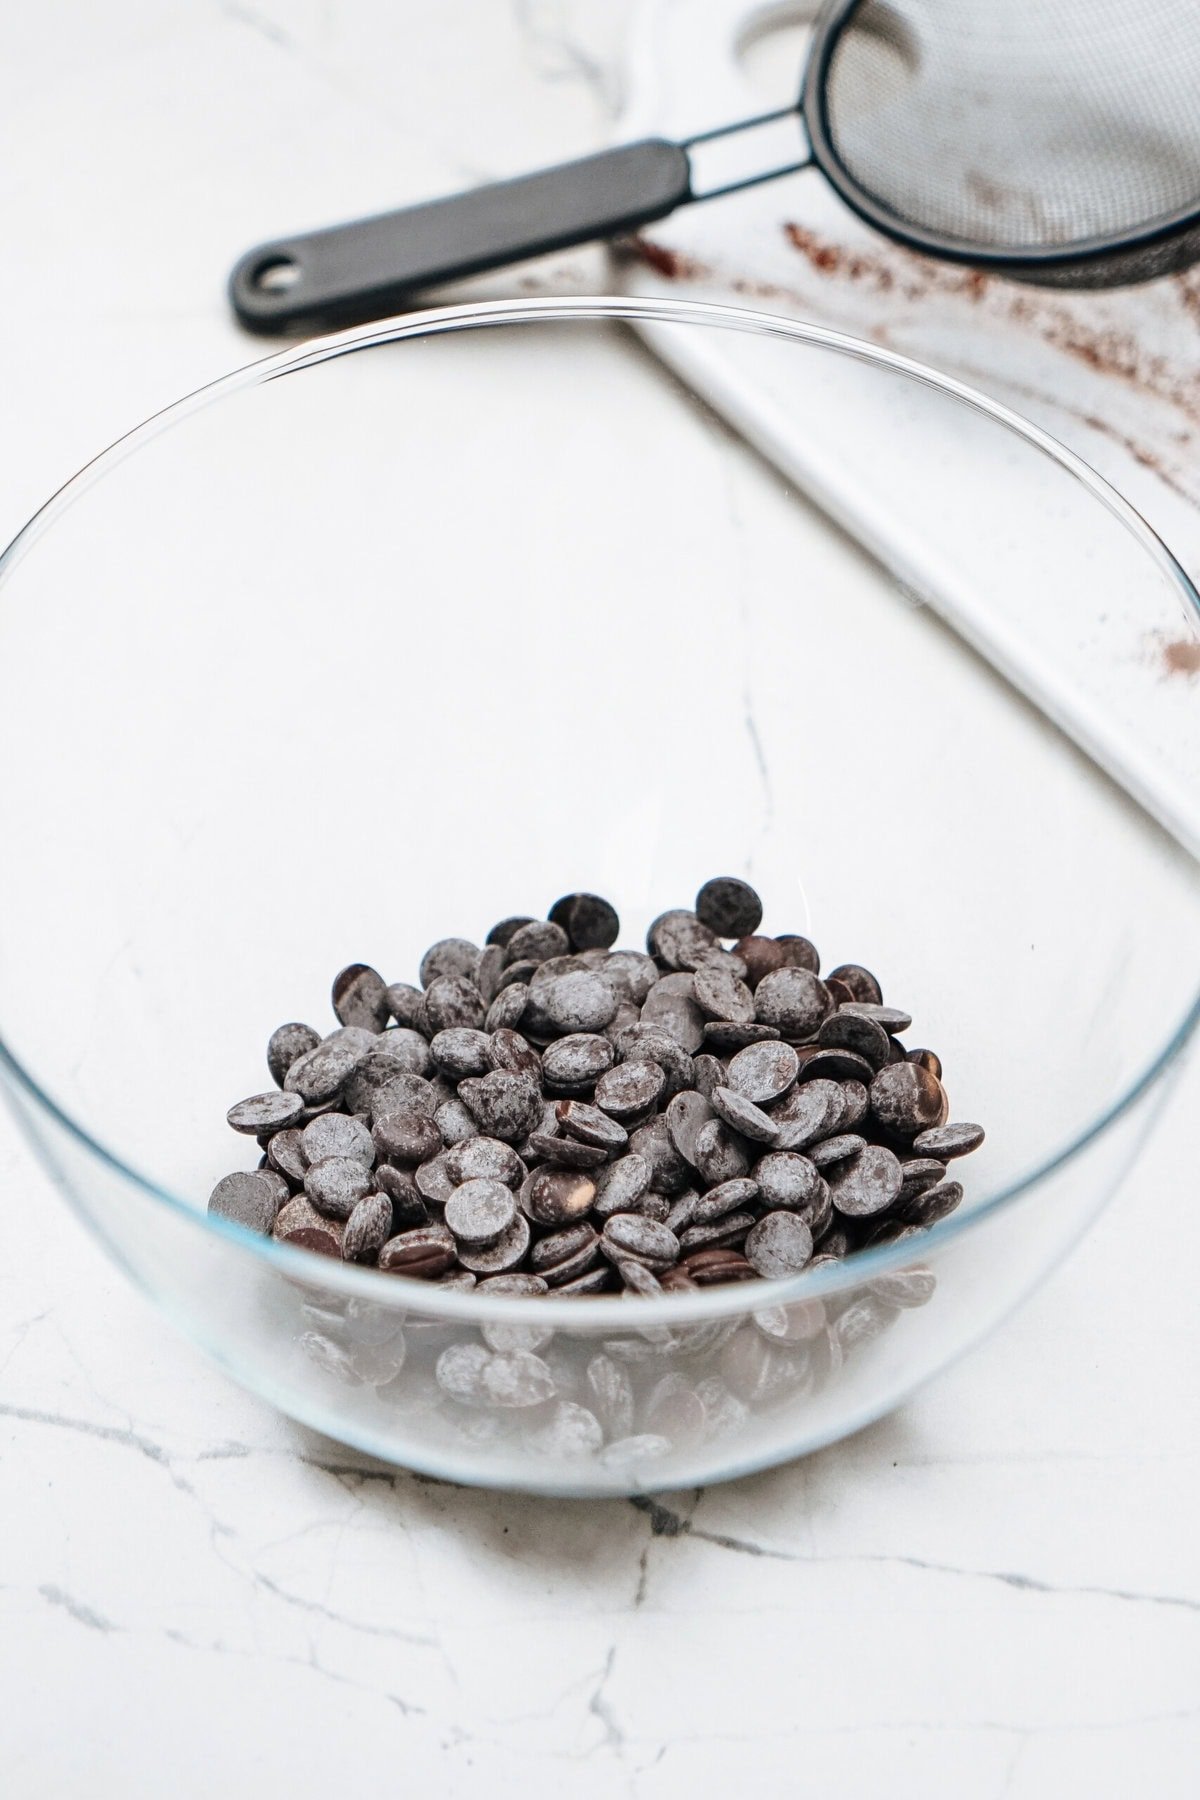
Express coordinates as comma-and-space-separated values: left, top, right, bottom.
1161, 637, 1200, 678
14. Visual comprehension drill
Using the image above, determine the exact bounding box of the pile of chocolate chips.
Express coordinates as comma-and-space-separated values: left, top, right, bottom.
209, 879, 984, 1294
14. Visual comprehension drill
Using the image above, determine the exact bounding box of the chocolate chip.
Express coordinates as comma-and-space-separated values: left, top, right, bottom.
615, 1024, 695, 1096
899, 1177, 963, 1225
531, 1222, 601, 1281
700, 1020, 781, 1053
227, 1090, 305, 1135
690, 1176, 759, 1225
798, 1046, 877, 1083
371, 1027, 432, 1075
594, 1059, 665, 1121
647, 909, 717, 972
342, 1191, 393, 1262
752, 1150, 823, 1210
832, 1295, 897, 1353
429, 1027, 493, 1079
898, 1156, 947, 1199
435, 1097, 480, 1145
664, 1089, 716, 1167
487, 1028, 542, 1079
423, 975, 486, 1034
692, 1053, 726, 1100
506, 919, 571, 964
419, 938, 480, 988
807, 1133, 865, 1168
445, 1178, 517, 1246
640, 974, 706, 1052
526, 1131, 609, 1169
754, 967, 832, 1037
376, 1163, 429, 1226
844, 1002, 913, 1031
868, 1264, 937, 1308
693, 1118, 750, 1185
482, 1307, 554, 1356
753, 1299, 826, 1344
208, 1170, 284, 1234
481, 1348, 556, 1406
304, 1155, 374, 1219
554, 1267, 615, 1295
331, 963, 390, 1031
710, 1085, 779, 1145
695, 876, 763, 937
299, 1112, 375, 1169
599, 951, 659, 1005
591, 1154, 652, 1219
266, 1128, 308, 1186
628, 1116, 692, 1194
486, 916, 535, 949
683, 1248, 758, 1285
384, 983, 429, 1032
486, 983, 529, 1031
828, 1144, 903, 1217
827, 963, 882, 1004
870, 1062, 948, 1136
678, 1212, 756, 1253
912, 1122, 985, 1158
541, 969, 618, 1033
273, 1195, 344, 1257
818, 1008, 891, 1068
587, 1354, 635, 1438
612, 1256, 663, 1295
523, 1167, 596, 1226
906, 1047, 943, 1078
548, 892, 620, 951
774, 935, 820, 973
692, 961, 757, 1024
413, 1154, 455, 1204
731, 935, 786, 987
745, 1212, 814, 1278
555, 1099, 628, 1152
727, 1039, 800, 1104
435, 1341, 493, 1400
540, 1034, 614, 1091
457, 1212, 534, 1275
601, 1215, 680, 1270
839, 1079, 869, 1128
372, 1108, 443, 1167
443, 1135, 525, 1188
267, 1023, 321, 1089
458, 1069, 544, 1140
497, 959, 539, 991
380, 1221, 458, 1277
369, 1071, 438, 1123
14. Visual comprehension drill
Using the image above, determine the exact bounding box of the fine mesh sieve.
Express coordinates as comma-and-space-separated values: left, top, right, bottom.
230, 0, 1200, 333
812, 0, 1200, 285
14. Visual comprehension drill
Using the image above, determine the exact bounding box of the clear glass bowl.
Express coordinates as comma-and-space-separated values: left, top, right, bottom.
1, 297, 1197, 1497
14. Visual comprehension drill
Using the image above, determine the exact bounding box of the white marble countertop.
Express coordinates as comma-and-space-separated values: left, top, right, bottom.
1, 5, 1197, 1795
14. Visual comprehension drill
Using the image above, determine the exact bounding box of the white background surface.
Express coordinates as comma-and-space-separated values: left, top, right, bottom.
0, 5, 1197, 1795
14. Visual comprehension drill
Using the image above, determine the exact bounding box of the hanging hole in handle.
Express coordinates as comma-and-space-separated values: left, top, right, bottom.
251, 256, 302, 295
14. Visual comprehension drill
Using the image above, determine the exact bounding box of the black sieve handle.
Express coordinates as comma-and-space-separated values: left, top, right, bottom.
230, 140, 693, 335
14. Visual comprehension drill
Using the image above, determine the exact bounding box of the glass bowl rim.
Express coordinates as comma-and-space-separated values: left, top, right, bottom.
2, 292, 1198, 1327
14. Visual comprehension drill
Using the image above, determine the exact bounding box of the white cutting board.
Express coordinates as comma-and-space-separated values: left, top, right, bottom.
615, 0, 1200, 854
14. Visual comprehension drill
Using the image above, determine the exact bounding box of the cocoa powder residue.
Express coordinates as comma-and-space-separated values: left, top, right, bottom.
630, 237, 710, 281
1161, 637, 1200, 677
781, 222, 1200, 426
